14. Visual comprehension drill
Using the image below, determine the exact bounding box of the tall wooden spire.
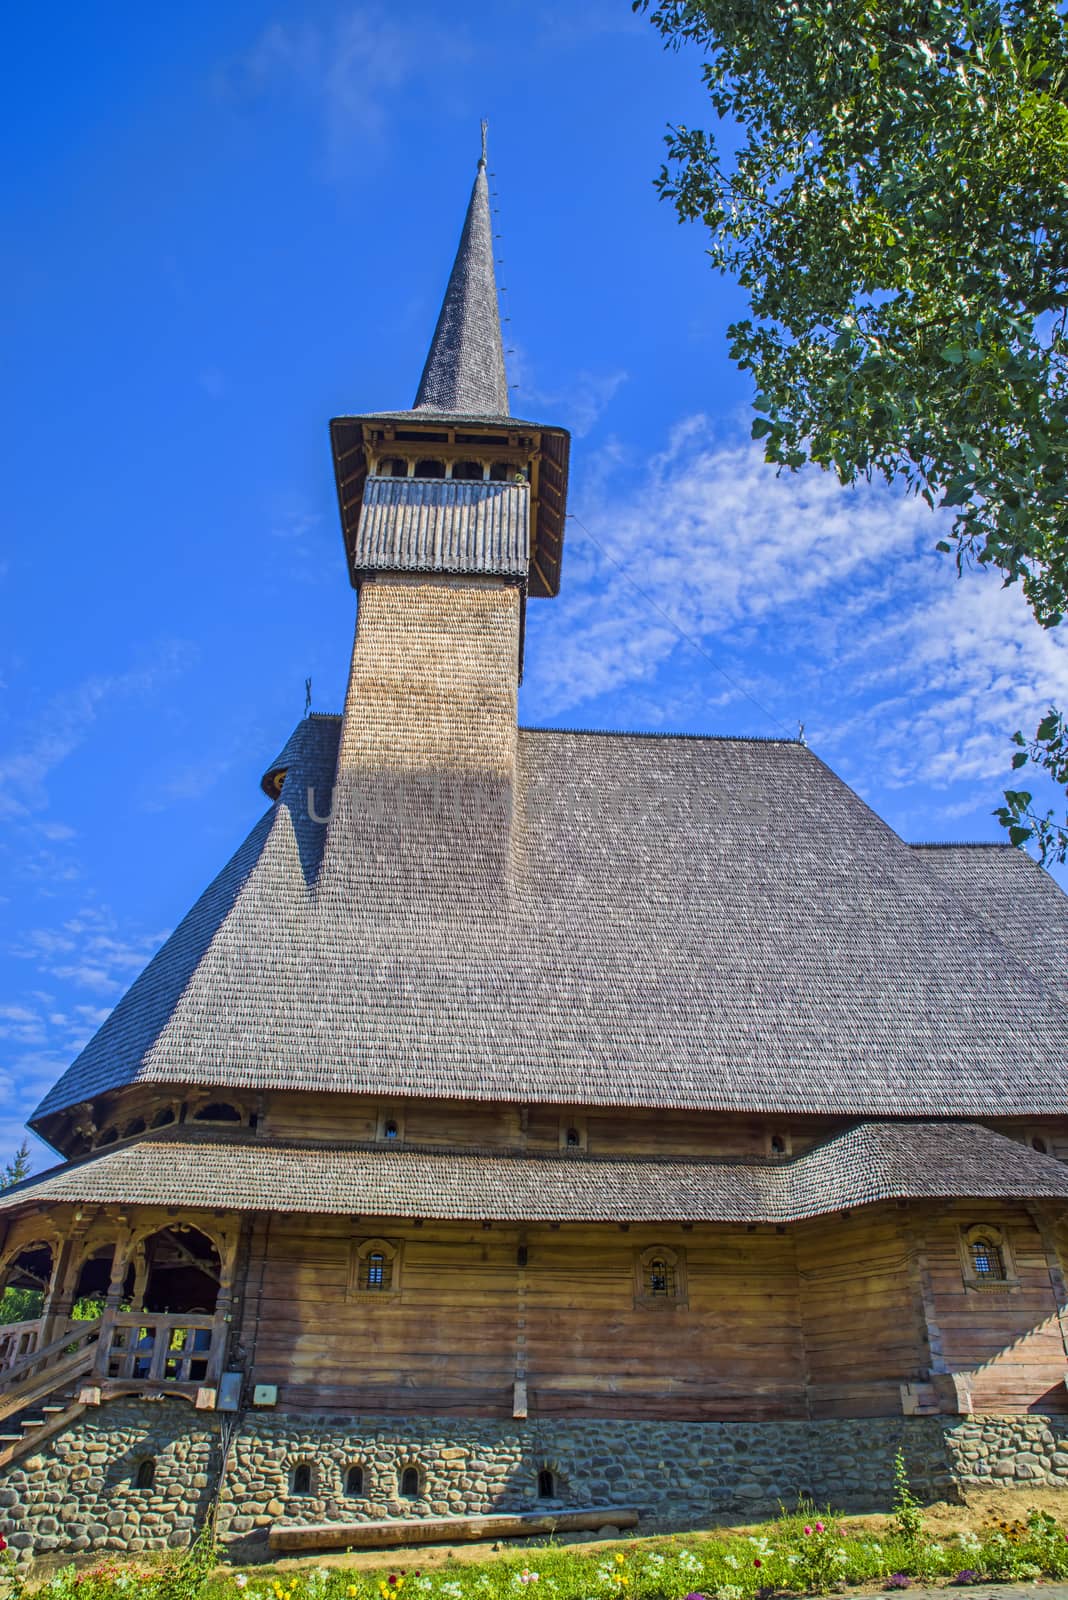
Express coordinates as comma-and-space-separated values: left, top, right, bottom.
413, 129, 509, 416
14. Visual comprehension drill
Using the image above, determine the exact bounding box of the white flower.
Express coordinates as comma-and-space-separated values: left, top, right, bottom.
235, 1579, 249, 1592
724, 1554, 739, 1570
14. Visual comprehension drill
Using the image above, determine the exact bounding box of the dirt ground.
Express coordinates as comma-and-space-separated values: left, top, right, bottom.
249, 1486, 1068, 1574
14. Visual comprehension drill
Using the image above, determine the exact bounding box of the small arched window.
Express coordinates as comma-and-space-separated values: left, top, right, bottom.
400, 1465, 421, 1497
414, 458, 446, 479
135, 1457, 155, 1490
381, 458, 408, 478
124, 1118, 146, 1139
970, 1237, 1005, 1280
377, 1110, 405, 1143
770, 1134, 786, 1155
351, 1238, 400, 1295
537, 1468, 555, 1500
291, 1463, 313, 1496
151, 1107, 175, 1129
1033, 1136, 1049, 1154
194, 1103, 242, 1123
346, 1464, 364, 1496
635, 1244, 687, 1306
98, 1127, 118, 1146
451, 460, 484, 481
565, 1127, 581, 1149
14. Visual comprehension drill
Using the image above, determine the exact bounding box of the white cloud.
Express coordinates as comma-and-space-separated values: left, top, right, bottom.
223, 8, 468, 171
511, 353, 629, 438
11, 906, 167, 997
523, 420, 1068, 807
0, 647, 193, 824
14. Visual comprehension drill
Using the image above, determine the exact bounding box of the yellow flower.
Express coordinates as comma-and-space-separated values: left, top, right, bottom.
615, 1555, 625, 1566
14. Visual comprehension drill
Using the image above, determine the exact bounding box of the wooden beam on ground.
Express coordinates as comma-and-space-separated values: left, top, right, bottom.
269, 1505, 640, 1554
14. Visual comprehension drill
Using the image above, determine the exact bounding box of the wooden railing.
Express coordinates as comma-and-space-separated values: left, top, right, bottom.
0, 1318, 42, 1376
0, 1319, 100, 1394
0, 1320, 101, 1425
103, 1314, 221, 1387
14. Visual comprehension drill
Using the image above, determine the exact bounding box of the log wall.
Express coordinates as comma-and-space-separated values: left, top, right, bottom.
232, 1202, 1068, 1422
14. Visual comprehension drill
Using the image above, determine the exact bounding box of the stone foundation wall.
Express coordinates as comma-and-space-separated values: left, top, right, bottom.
3, 1405, 1068, 1560
943, 1416, 1068, 1487
0, 1401, 221, 1558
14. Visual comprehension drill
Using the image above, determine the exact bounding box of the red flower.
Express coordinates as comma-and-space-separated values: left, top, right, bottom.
0, 1536, 7, 1552
754, 1559, 762, 1569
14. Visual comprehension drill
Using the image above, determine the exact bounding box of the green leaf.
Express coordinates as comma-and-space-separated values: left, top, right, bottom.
940, 345, 965, 364
1008, 825, 1033, 847
1012, 751, 1029, 768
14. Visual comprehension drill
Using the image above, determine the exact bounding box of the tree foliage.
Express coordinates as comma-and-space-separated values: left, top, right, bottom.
0, 1141, 30, 1191
638, 0, 1068, 858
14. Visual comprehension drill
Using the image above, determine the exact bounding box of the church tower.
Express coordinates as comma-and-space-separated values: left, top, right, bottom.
319, 132, 570, 890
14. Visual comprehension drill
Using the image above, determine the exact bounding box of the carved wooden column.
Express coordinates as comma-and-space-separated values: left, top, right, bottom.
208, 1221, 240, 1384
93, 1219, 135, 1379
39, 1216, 90, 1346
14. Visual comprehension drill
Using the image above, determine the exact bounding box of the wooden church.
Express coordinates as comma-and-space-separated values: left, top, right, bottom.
4, 140, 1068, 1555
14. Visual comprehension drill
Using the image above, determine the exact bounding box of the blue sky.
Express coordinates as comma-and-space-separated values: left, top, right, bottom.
4, 0, 1067, 1172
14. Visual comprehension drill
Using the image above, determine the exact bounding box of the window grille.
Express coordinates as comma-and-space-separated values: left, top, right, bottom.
646, 1256, 675, 1297
970, 1238, 1005, 1280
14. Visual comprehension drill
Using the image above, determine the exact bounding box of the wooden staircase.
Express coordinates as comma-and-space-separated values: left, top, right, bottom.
0, 1320, 100, 1470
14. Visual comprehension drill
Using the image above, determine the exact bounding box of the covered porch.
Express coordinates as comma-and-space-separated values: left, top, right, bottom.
0, 1206, 241, 1417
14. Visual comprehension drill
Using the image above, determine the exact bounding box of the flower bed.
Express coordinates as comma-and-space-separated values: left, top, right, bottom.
5, 1506, 1068, 1600
4, 1457, 1068, 1600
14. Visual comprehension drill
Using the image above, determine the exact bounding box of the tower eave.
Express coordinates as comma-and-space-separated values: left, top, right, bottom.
329, 411, 570, 599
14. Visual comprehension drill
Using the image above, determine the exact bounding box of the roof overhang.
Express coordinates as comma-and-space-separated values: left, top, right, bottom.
330, 411, 570, 599
6, 1122, 1068, 1227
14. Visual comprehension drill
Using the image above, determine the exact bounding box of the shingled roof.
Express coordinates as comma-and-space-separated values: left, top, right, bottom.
32, 718, 1068, 1128
912, 843, 1068, 1008
6, 1121, 1068, 1224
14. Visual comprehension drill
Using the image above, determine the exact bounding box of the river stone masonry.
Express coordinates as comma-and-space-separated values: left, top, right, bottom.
2, 1406, 1068, 1560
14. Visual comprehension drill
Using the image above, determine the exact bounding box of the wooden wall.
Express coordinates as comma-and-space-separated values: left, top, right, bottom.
258, 1094, 836, 1162
235, 1217, 809, 1421
7, 1195, 1068, 1421
921, 1203, 1068, 1414
796, 1207, 928, 1418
